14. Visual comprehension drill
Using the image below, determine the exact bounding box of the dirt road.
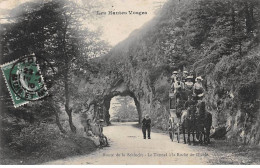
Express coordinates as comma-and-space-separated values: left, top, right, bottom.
44, 122, 258, 165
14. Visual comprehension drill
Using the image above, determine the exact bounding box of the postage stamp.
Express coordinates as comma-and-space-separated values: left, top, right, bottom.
1, 56, 48, 108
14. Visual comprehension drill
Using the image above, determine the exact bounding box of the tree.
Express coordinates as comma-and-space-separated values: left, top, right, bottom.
1, 0, 110, 133
113, 96, 138, 121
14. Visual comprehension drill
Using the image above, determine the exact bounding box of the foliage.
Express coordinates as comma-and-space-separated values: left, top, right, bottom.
148, 65, 171, 85
154, 85, 169, 103
112, 96, 138, 121
1, 123, 96, 164
10, 123, 58, 153
0, 0, 109, 162
0, 0, 110, 134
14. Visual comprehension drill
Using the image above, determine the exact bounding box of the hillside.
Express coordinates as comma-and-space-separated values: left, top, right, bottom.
97, 0, 260, 145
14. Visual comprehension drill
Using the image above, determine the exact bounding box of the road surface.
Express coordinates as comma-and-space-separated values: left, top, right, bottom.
44, 122, 255, 165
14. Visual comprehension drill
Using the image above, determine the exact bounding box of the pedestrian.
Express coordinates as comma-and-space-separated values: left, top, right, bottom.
142, 114, 151, 139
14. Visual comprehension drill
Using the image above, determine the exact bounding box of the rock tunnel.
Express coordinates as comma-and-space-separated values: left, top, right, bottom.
103, 90, 141, 125
102, 89, 142, 125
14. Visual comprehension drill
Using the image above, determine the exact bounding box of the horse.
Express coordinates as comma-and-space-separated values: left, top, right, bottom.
180, 106, 197, 145
196, 101, 212, 145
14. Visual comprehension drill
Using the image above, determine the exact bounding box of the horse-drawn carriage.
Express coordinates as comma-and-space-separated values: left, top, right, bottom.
168, 72, 212, 145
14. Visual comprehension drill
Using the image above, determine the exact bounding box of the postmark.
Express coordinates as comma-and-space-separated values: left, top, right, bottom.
1, 56, 48, 108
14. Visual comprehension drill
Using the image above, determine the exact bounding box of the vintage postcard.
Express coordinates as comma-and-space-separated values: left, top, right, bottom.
0, 0, 259, 165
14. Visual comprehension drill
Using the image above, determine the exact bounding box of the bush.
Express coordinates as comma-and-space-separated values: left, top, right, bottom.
148, 65, 170, 85
11, 123, 59, 154
238, 82, 259, 102
155, 85, 169, 103
1, 121, 97, 164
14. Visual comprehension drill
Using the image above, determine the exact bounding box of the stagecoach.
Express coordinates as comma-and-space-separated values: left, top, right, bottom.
168, 71, 212, 144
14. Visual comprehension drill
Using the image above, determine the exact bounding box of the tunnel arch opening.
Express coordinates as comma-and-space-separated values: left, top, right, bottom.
109, 95, 139, 123
103, 90, 142, 125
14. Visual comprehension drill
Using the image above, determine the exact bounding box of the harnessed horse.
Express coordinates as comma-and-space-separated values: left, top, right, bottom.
196, 102, 212, 144
180, 102, 197, 144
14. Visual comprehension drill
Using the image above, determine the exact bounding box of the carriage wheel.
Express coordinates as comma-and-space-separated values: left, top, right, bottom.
169, 132, 173, 141
171, 126, 175, 142
170, 124, 174, 141
177, 125, 180, 143
169, 127, 173, 141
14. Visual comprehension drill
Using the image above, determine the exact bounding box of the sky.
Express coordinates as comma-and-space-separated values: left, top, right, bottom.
90, 0, 167, 46
0, 0, 167, 46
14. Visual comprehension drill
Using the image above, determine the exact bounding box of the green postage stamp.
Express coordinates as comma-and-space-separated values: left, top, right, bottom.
1, 56, 48, 108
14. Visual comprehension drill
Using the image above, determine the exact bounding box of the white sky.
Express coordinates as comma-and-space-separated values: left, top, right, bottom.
90, 0, 167, 46
0, 0, 167, 46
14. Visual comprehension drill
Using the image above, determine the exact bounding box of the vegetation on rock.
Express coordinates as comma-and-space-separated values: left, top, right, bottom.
99, 0, 260, 145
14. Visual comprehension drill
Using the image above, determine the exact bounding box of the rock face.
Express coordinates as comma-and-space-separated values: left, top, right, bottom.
75, 0, 260, 145
75, 61, 170, 131
201, 54, 260, 145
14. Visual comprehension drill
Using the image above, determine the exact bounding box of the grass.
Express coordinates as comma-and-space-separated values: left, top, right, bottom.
0, 134, 97, 165
204, 139, 260, 164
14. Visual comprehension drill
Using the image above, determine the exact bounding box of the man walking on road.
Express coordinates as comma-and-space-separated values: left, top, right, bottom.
142, 114, 151, 139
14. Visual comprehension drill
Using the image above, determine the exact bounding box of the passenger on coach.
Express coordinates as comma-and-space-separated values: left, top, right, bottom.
184, 94, 197, 112
185, 76, 194, 96
171, 71, 178, 81
183, 70, 188, 79
193, 76, 204, 101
